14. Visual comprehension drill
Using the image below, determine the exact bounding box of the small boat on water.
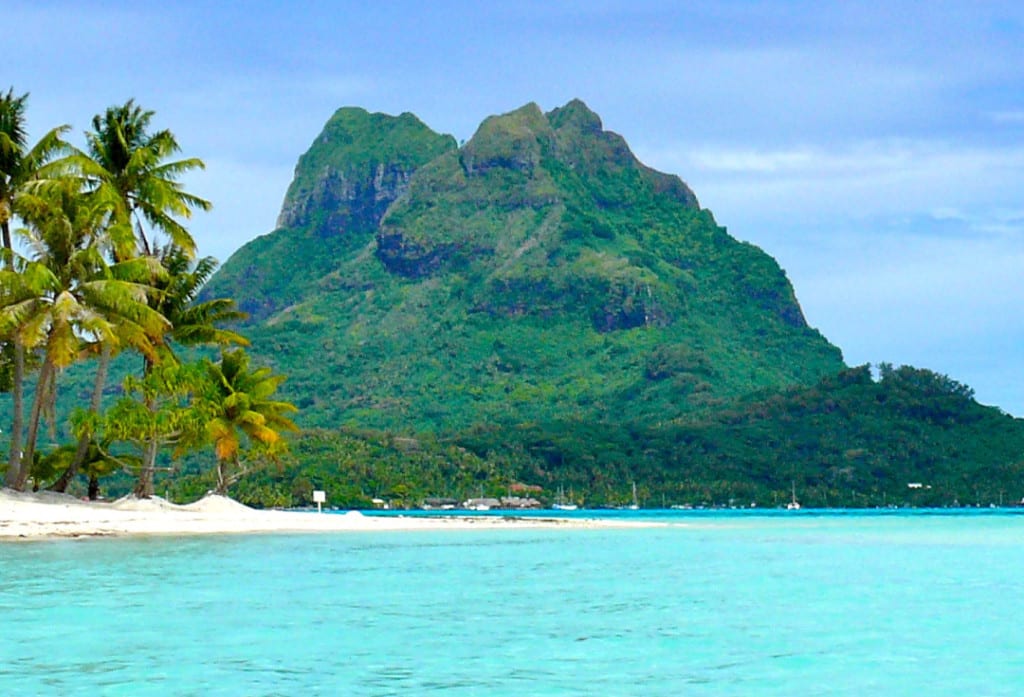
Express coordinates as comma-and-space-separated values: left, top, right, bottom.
551, 486, 578, 511
787, 482, 801, 510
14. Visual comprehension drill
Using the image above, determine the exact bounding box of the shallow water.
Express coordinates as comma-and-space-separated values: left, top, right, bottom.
1, 512, 1021, 695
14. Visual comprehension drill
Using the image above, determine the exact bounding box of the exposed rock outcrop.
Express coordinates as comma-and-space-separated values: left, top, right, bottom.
276, 107, 456, 237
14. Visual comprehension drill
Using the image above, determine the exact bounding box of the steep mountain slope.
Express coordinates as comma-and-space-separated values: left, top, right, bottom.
211, 108, 457, 320
204, 100, 844, 432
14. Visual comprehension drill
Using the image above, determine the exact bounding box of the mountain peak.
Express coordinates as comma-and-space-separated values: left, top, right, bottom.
547, 98, 603, 134
452, 99, 697, 208
459, 102, 554, 176
276, 107, 456, 232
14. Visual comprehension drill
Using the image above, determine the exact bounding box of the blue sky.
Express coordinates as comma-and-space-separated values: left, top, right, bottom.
9, 0, 1024, 414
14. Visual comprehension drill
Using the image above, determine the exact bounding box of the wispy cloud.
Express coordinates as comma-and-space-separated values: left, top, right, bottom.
637, 139, 1024, 236
674, 140, 1024, 178
989, 110, 1024, 124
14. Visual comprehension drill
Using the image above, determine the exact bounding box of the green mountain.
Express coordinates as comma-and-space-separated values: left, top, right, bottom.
204, 100, 844, 433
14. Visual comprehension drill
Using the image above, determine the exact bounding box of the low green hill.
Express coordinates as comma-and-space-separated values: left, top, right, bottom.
165, 364, 1024, 509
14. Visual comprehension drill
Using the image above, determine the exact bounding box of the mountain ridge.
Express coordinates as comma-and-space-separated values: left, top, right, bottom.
202, 99, 843, 433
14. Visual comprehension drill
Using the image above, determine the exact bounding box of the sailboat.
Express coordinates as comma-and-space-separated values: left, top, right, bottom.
786, 481, 801, 510
551, 486, 578, 511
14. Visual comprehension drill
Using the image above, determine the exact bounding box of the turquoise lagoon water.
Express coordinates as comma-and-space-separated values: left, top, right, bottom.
2, 511, 1022, 696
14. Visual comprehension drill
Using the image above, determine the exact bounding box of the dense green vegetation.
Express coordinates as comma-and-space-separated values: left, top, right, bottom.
194, 99, 1023, 508
170, 363, 1023, 510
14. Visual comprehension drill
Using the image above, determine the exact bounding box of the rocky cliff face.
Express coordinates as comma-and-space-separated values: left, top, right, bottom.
276, 107, 456, 237
370, 100, 742, 334
277, 161, 415, 236
200, 108, 456, 319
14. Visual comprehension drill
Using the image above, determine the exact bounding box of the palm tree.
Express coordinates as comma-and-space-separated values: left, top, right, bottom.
74, 99, 210, 260
98, 359, 208, 499
204, 348, 298, 495
155, 245, 248, 354
49, 102, 212, 494
0, 177, 169, 490
1, 88, 71, 486
0, 89, 70, 250
126, 245, 248, 497
48, 248, 172, 494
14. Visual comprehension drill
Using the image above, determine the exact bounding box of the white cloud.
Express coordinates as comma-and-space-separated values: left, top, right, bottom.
666, 140, 1024, 179
929, 207, 966, 222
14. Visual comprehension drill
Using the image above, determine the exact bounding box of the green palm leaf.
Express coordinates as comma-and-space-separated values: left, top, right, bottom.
202, 347, 299, 493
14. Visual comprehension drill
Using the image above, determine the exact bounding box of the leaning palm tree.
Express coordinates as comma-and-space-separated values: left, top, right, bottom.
203, 348, 298, 495
0, 177, 169, 490
74, 99, 210, 261
0, 88, 71, 486
125, 245, 248, 497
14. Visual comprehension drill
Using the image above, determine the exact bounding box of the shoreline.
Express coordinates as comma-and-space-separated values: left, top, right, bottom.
0, 488, 645, 541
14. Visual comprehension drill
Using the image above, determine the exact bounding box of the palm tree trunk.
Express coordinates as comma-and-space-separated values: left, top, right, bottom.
16, 359, 54, 491
215, 458, 230, 495
2, 219, 23, 489
1, 219, 11, 252
4, 344, 25, 488
51, 343, 112, 492
133, 436, 159, 498
132, 355, 158, 498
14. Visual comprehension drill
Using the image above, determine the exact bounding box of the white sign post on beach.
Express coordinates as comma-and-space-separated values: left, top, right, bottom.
313, 490, 326, 513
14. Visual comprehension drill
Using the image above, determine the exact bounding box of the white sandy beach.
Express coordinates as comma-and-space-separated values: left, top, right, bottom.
0, 488, 628, 540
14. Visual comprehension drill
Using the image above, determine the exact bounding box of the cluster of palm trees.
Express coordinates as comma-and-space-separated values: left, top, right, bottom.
0, 89, 296, 498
